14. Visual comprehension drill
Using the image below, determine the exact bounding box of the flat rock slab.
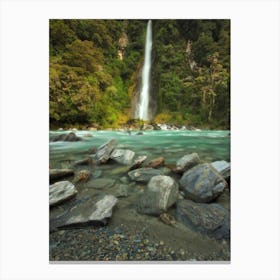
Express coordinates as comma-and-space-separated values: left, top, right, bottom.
72, 157, 93, 167
129, 155, 147, 170
147, 157, 165, 168
211, 160, 230, 180
176, 199, 230, 240
51, 194, 118, 230
86, 178, 116, 189
137, 175, 179, 215
175, 153, 200, 173
50, 169, 74, 182
179, 163, 227, 203
93, 139, 117, 164
128, 168, 163, 182
49, 181, 77, 207
110, 149, 135, 165
50, 132, 82, 142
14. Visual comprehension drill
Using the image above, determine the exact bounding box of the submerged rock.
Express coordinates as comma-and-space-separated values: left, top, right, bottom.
49, 181, 77, 207
175, 153, 200, 173
128, 167, 163, 182
137, 175, 179, 215
176, 199, 230, 240
74, 170, 91, 183
147, 157, 165, 168
50, 169, 74, 182
50, 132, 82, 142
110, 149, 135, 165
179, 163, 227, 203
72, 157, 93, 167
93, 139, 117, 164
54, 194, 118, 229
211, 160, 230, 180
87, 178, 116, 189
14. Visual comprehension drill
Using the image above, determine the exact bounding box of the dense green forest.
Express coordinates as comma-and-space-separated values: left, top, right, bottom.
49, 19, 230, 129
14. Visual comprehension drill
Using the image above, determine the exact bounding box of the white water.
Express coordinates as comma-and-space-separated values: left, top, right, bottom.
137, 20, 152, 120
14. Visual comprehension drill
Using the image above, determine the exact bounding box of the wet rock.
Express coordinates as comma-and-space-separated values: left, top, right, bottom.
176, 199, 230, 240
179, 163, 227, 203
87, 178, 116, 189
110, 149, 135, 165
129, 155, 147, 170
142, 124, 154, 131
88, 146, 97, 154
50, 132, 82, 142
92, 170, 102, 179
119, 176, 129, 184
175, 153, 200, 173
109, 184, 129, 198
75, 170, 91, 183
111, 166, 130, 175
56, 194, 118, 228
128, 168, 163, 183
211, 160, 230, 180
50, 169, 74, 182
147, 157, 165, 168
49, 181, 77, 206
136, 132, 144, 135
72, 157, 93, 167
93, 139, 117, 164
137, 175, 179, 215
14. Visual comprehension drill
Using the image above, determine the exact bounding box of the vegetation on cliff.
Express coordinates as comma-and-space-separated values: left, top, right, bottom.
49, 19, 230, 129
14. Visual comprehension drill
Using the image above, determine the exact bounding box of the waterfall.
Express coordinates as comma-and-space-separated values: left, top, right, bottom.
137, 20, 152, 120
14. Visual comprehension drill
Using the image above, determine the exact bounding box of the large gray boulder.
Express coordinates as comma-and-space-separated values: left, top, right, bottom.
175, 153, 200, 173
179, 163, 227, 202
110, 149, 135, 165
50, 169, 74, 182
128, 167, 163, 182
50, 132, 82, 142
211, 160, 230, 180
137, 175, 179, 215
49, 181, 77, 206
52, 194, 118, 229
93, 139, 117, 164
176, 199, 230, 240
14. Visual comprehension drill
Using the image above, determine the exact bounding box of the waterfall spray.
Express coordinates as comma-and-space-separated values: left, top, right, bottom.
137, 20, 152, 120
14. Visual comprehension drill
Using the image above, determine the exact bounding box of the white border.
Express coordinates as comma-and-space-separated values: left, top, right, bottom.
0, 0, 279, 279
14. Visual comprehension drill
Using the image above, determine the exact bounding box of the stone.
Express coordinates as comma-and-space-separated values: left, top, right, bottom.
93, 139, 117, 164
147, 157, 165, 168
50, 169, 74, 182
49, 181, 77, 206
109, 184, 129, 198
87, 178, 116, 189
88, 146, 97, 154
142, 124, 154, 131
128, 167, 163, 182
211, 160, 230, 180
129, 155, 147, 170
111, 166, 130, 175
72, 157, 93, 167
75, 170, 91, 183
137, 175, 179, 215
175, 153, 200, 173
110, 149, 135, 165
50, 132, 82, 142
179, 163, 227, 203
91, 170, 102, 179
55, 194, 118, 228
136, 132, 144, 135
176, 199, 230, 240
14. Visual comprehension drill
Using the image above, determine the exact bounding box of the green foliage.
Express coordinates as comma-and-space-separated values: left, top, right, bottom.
49, 19, 230, 129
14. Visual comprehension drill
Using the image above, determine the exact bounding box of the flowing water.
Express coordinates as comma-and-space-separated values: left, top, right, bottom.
137, 20, 152, 120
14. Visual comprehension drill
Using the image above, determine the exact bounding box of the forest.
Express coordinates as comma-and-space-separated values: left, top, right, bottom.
49, 19, 230, 129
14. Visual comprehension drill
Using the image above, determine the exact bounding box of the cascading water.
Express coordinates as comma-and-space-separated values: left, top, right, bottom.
137, 20, 152, 120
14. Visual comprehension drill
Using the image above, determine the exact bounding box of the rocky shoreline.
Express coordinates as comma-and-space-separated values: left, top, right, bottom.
49, 132, 230, 261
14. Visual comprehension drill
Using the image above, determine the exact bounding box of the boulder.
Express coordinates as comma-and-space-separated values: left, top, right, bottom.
50, 169, 74, 182
147, 157, 165, 168
128, 167, 163, 182
175, 153, 200, 173
110, 149, 135, 165
49, 181, 77, 207
93, 139, 117, 164
53, 194, 118, 229
176, 199, 230, 240
50, 132, 82, 142
137, 175, 179, 215
86, 178, 116, 189
179, 163, 227, 203
129, 155, 147, 170
211, 160, 230, 180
